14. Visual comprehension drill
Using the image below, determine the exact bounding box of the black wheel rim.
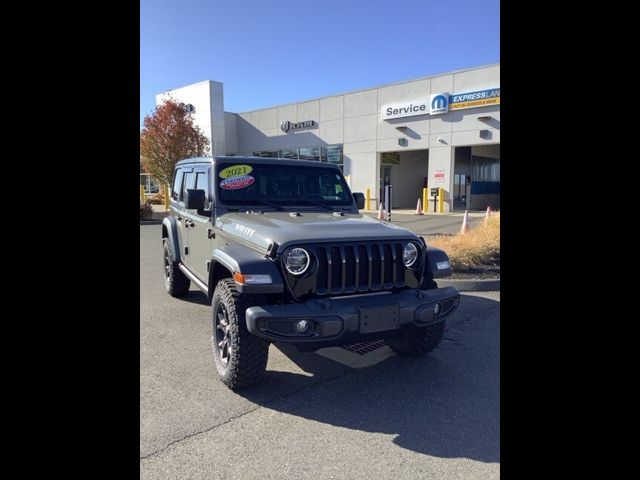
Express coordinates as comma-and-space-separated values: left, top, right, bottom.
214, 303, 232, 366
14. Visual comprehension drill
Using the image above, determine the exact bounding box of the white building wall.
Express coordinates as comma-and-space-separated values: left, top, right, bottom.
163, 64, 500, 211
224, 112, 238, 155
156, 80, 226, 156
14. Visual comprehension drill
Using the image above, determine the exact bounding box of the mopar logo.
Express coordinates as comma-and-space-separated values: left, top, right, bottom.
281, 120, 315, 133
432, 96, 446, 109
430, 93, 449, 115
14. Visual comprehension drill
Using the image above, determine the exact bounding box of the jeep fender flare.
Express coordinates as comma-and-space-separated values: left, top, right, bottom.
424, 245, 453, 278
208, 244, 284, 300
161, 216, 180, 262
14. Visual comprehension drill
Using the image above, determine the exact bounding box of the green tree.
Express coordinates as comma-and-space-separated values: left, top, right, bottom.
140, 99, 210, 186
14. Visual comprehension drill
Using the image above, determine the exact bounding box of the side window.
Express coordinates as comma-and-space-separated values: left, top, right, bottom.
171, 169, 184, 200
195, 171, 209, 208
181, 172, 195, 201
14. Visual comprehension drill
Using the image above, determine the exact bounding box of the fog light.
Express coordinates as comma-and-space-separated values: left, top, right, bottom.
434, 303, 441, 315
295, 320, 310, 333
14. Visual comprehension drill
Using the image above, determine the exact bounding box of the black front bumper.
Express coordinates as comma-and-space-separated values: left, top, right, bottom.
245, 287, 460, 347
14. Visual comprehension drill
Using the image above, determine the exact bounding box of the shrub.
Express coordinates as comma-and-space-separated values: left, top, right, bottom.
427, 214, 500, 272
147, 192, 165, 205
140, 202, 154, 220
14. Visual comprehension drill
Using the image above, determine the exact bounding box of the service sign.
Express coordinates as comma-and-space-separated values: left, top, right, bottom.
381, 100, 429, 120
382, 86, 500, 120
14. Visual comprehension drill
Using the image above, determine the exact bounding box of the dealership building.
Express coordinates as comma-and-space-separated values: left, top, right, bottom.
155, 63, 499, 212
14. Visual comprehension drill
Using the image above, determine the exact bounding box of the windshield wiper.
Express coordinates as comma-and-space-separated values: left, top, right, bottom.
232, 199, 284, 210
292, 197, 339, 212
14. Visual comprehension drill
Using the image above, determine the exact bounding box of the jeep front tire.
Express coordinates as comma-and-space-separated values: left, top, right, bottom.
211, 279, 269, 389
385, 321, 446, 356
163, 239, 190, 297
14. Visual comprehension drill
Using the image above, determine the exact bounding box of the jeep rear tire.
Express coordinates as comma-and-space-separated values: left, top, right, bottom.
163, 239, 190, 297
211, 279, 269, 389
385, 321, 446, 357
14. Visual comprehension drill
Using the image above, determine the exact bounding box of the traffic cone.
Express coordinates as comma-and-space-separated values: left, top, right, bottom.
415, 198, 423, 215
460, 210, 470, 234
484, 206, 492, 225
377, 204, 384, 220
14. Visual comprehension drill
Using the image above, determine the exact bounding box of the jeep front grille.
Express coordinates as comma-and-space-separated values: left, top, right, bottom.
314, 242, 407, 295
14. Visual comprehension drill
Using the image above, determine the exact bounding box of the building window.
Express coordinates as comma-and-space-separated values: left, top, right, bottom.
140, 163, 161, 195
298, 147, 320, 161
140, 173, 160, 194
252, 151, 278, 158
252, 145, 344, 171
322, 144, 344, 172
279, 149, 298, 159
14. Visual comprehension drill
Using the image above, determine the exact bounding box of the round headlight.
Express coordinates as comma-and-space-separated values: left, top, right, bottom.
284, 248, 310, 275
402, 243, 418, 267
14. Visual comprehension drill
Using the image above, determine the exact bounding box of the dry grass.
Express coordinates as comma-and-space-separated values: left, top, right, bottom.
427, 214, 500, 271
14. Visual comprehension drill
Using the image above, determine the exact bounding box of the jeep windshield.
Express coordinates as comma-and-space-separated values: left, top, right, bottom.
216, 162, 353, 209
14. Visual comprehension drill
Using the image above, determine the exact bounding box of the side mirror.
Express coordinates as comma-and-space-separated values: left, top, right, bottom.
185, 189, 206, 210
353, 192, 365, 210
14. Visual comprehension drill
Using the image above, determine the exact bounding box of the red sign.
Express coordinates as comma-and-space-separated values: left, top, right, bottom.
434, 170, 445, 183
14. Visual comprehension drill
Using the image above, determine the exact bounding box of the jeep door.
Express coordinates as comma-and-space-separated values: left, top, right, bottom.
171, 165, 194, 264
183, 165, 212, 281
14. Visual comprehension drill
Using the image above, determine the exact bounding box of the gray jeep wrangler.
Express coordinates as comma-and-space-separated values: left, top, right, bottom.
162, 156, 459, 389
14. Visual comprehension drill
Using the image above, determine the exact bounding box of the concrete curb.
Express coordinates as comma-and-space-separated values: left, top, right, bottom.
437, 278, 500, 292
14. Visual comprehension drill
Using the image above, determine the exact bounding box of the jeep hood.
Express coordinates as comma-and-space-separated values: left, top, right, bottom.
215, 211, 418, 253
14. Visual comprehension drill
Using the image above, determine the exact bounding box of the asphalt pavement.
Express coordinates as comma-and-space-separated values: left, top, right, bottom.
140, 224, 500, 479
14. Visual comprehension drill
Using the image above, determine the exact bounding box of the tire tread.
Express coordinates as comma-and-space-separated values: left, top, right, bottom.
213, 279, 269, 389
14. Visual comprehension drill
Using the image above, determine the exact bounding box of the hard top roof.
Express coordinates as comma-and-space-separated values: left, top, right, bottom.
175, 156, 341, 168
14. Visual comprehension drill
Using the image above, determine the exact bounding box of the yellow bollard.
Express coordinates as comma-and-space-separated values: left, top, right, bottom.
164, 184, 170, 212
140, 185, 146, 205
438, 187, 444, 213
422, 187, 428, 215
366, 188, 371, 211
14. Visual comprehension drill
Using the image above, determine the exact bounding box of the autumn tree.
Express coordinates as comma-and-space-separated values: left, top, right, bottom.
140, 99, 210, 186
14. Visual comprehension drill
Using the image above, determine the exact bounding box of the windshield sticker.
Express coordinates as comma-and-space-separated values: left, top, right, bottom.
219, 175, 255, 190
219, 164, 253, 179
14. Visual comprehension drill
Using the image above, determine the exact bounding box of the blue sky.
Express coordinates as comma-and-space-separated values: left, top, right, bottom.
141, 0, 499, 126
